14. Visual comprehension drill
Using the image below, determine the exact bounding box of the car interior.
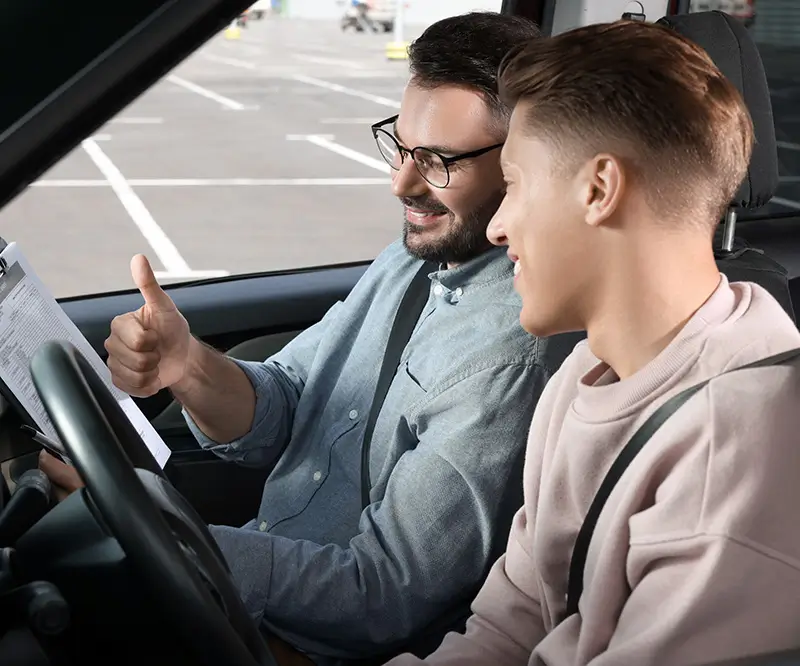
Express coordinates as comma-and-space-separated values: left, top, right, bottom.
0, 0, 799, 664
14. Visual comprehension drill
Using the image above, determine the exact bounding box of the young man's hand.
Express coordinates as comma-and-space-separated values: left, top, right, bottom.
38, 450, 84, 502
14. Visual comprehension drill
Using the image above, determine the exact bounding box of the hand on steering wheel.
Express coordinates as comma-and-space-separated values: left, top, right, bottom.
30, 340, 279, 666
38, 450, 84, 501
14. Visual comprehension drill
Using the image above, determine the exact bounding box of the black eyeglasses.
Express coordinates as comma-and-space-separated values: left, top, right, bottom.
371, 115, 503, 188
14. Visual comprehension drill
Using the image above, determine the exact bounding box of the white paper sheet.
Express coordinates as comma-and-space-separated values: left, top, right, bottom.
0, 241, 171, 468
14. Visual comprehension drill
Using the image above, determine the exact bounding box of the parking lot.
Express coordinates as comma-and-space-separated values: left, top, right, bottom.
0, 16, 798, 299
0, 18, 425, 298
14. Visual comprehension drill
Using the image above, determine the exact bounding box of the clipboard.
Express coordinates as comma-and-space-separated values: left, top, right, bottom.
0, 237, 47, 437
0, 237, 171, 472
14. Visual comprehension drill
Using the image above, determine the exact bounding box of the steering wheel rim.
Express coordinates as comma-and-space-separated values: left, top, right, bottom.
29, 340, 276, 666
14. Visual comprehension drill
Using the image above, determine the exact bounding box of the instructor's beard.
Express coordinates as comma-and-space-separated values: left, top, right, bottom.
401, 187, 506, 265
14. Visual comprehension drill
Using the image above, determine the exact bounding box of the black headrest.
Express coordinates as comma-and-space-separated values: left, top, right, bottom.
656, 11, 778, 210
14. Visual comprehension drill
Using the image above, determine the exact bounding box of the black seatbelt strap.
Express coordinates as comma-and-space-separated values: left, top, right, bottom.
360, 261, 437, 509
563, 345, 800, 621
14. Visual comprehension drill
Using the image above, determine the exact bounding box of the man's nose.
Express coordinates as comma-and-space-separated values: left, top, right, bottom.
391, 159, 428, 198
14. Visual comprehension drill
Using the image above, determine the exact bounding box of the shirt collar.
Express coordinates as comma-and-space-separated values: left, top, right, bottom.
427, 245, 513, 292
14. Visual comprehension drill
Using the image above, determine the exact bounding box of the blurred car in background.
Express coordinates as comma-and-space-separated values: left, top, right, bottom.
339, 0, 397, 33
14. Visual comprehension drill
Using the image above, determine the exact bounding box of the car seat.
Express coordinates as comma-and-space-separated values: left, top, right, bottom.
657, 10, 795, 322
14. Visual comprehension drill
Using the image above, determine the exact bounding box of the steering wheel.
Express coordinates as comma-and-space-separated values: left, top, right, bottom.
29, 340, 278, 666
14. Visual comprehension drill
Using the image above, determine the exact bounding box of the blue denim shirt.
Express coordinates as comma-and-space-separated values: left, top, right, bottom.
186, 239, 584, 662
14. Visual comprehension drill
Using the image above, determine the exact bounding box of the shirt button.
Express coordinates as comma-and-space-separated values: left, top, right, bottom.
259, 521, 268, 532
433, 284, 444, 296
349, 409, 358, 420
313, 470, 322, 482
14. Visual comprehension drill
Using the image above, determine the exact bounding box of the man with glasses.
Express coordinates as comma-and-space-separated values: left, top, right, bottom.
373, 115, 505, 190
369, 104, 512, 267
39, 11, 583, 665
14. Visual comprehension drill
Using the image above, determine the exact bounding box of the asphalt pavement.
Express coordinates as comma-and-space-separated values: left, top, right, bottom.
0, 18, 423, 298
0, 17, 797, 299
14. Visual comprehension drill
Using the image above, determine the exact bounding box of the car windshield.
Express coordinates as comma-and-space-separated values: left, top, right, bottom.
0, 2, 503, 300
0, 3, 800, 666
0, 0, 794, 294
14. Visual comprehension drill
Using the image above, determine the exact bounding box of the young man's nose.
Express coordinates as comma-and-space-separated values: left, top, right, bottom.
391, 159, 429, 198
486, 212, 508, 246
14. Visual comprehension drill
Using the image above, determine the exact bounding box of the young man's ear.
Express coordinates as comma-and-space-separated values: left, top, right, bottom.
580, 154, 625, 228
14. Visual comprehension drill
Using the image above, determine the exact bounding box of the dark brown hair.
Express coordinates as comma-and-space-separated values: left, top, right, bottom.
498, 20, 754, 223
408, 12, 541, 124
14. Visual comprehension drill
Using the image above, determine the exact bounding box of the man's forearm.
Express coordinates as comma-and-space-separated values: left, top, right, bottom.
171, 337, 257, 444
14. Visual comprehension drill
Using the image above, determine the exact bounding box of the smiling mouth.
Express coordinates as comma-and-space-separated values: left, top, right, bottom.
405, 207, 449, 227
406, 208, 447, 218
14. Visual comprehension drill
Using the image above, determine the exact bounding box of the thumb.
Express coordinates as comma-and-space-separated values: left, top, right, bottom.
131, 254, 174, 312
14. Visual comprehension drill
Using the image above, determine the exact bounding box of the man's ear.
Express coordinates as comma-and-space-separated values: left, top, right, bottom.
578, 154, 625, 228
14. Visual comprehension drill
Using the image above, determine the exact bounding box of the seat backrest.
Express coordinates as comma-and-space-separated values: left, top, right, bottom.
656, 10, 795, 322
658, 10, 778, 212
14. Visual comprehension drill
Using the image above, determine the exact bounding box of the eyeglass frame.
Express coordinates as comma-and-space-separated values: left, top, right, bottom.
370, 114, 504, 189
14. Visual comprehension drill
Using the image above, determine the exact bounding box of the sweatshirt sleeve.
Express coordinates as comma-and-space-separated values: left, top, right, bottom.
586, 536, 800, 665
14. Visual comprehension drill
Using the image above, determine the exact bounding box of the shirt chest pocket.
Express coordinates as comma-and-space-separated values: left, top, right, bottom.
401, 358, 429, 394
367, 360, 428, 479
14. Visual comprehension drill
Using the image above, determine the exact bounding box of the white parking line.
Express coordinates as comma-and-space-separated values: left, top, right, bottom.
32, 177, 390, 187
777, 140, 800, 152
289, 74, 401, 109
772, 197, 800, 211
287, 42, 337, 54
203, 52, 402, 83
166, 74, 246, 111
203, 53, 257, 70
31, 179, 109, 187
218, 41, 262, 56
320, 118, 377, 125
286, 134, 391, 173
133, 177, 390, 186
80, 138, 228, 279
286, 133, 335, 141
292, 54, 367, 69
110, 117, 164, 125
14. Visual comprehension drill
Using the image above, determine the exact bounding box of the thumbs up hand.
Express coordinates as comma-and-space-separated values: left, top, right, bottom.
104, 255, 191, 397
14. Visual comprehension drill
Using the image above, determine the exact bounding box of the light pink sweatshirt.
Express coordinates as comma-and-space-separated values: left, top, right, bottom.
385, 276, 800, 666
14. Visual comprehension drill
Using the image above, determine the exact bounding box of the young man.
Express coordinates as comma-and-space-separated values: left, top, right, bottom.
384, 19, 800, 666
39, 12, 583, 665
